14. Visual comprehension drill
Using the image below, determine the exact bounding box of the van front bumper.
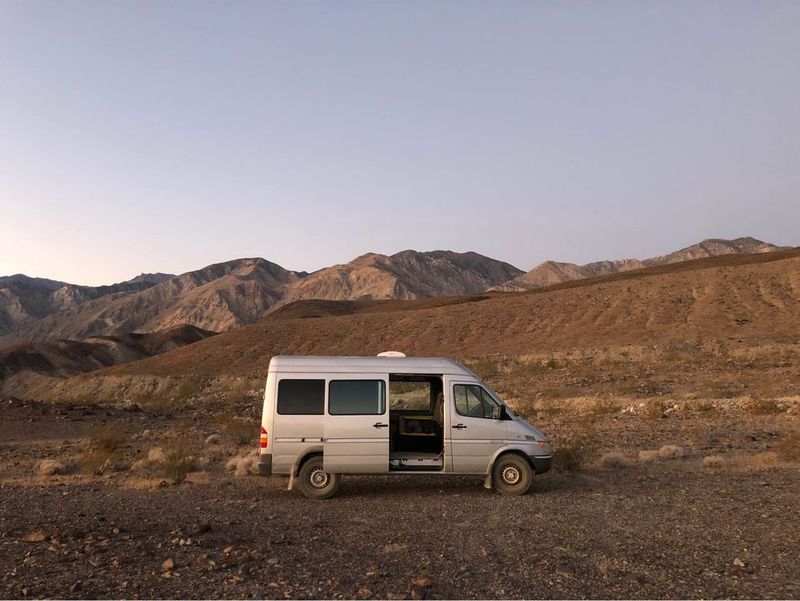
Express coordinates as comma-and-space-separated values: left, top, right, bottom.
529, 454, 552, 475
258, 453, 273, 476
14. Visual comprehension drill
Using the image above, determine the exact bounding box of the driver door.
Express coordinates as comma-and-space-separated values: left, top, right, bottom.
449, 382, 508, 473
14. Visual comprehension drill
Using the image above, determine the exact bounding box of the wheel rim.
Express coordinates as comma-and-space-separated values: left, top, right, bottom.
309, 468, 330, 489
501, 464, 521, 485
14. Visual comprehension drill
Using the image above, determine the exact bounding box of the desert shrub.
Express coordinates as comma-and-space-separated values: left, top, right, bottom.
90, 424, 126, 453
643, 400, 666, 421
553, 429, 597, 473
597, 452, 633, 469
744, 396, 782, 415
657, 444, 685, 460
215, 415, 257, 446
83, 424, 126, 472
35, 460, 67, 476
702, 455, 725, 468
161, 438, 196, 483
774, 431, 800, 461
638, 450, 659, 463
584, 398, 618, 419
225, 451, 260, 476
695, 400, 715, 413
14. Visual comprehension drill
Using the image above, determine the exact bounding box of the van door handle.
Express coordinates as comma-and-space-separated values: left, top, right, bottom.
452, 424, 467, 430
373, 422, 389, 428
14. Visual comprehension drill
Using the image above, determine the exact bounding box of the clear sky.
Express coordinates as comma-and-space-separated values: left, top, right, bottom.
1, 1, 798, 285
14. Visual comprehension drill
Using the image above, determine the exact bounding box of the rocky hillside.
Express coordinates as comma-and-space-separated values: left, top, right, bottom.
0, 273, 174, 337
0, 324, 216, 397
0, 259, 303, 346
274, 250, 523, 308
30, 247, 798, 404
0, 251, 521, 347
490, 237, 787, 292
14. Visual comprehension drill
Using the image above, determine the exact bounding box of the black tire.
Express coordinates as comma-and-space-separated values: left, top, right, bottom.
297, 456, 341, 499
492, 453, 533, 496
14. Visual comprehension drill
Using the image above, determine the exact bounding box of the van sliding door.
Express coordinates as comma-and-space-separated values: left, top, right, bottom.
324, 376, 390, 473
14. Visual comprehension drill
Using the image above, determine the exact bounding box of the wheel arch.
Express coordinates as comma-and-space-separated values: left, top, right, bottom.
287, 447, 324, 491
483, 446, 535, 489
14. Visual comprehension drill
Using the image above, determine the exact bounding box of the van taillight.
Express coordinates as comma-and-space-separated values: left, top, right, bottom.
259, 426, 268, 448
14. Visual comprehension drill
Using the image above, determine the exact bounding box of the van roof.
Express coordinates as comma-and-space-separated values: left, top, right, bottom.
268, 355, 477, 377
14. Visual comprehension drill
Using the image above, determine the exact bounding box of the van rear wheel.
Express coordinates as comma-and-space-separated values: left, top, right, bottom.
298, 456, 341, 499
492, 454, 532, 496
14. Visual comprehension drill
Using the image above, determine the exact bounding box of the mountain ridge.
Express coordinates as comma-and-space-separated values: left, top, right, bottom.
489, 237, 788, 292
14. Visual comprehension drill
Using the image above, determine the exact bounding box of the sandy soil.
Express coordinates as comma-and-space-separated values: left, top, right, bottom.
1, 398, 798, 599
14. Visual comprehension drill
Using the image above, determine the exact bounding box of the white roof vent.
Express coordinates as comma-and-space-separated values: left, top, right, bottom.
377, 351, 406, 357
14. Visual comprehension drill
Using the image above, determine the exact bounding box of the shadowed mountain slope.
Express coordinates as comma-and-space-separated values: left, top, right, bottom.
0, 324, 216, 393
0, 273, 175, 337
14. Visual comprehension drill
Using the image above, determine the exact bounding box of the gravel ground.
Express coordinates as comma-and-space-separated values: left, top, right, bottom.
1, 400, 799, 599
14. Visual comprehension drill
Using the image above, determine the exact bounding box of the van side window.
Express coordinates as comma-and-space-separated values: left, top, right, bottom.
453, 384, 501, 419
329, 380, 386, 415
277, 379, 325, 415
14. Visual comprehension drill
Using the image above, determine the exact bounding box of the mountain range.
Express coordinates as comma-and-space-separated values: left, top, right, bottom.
488, 237, 787, 291
0, 238, 789, 349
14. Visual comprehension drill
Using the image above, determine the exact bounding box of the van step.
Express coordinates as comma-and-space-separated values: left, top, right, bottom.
390, 454, 443, 471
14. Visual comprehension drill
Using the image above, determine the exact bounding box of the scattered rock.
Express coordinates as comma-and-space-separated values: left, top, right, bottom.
382, 543, 408, 554
162, 558, 175, 571
205, 434, 222, 446
412, 576, 433, 587
734, 558, 745, 568
22, 530, 46, 543
192, 521, 212, 534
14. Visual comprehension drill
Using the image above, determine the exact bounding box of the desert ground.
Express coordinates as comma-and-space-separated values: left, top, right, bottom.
1, 392, 798, 600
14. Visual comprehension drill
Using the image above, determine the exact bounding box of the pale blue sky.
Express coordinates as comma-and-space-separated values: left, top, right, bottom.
1, 1, 798, 285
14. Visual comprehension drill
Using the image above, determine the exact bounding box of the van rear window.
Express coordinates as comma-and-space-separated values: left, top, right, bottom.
329, 380, 386, 415
277, 379, 325, 415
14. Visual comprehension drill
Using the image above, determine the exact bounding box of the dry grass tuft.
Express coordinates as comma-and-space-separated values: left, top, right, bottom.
35, 460, 67, 476
225, 451, 260, 476
161, 438, 196, 483
744, 396, 782, 415
637, 450, 660, 463
643, 400, 666, 421
598, 452, 633, 469
584, 398, 618, 419
131, 441, 197, 483
637, 441, 686, 462
83, 424, 127, 472
657, 444, 685, 460
215, 415, 257, 447
702, 455, 726, 468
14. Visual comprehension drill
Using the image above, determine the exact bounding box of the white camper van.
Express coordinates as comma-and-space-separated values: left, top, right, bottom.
258, 354, 551, 498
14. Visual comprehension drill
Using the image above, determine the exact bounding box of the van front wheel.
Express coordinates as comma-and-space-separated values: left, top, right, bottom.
492, 454, 532, 496
298, 456, 341, 499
